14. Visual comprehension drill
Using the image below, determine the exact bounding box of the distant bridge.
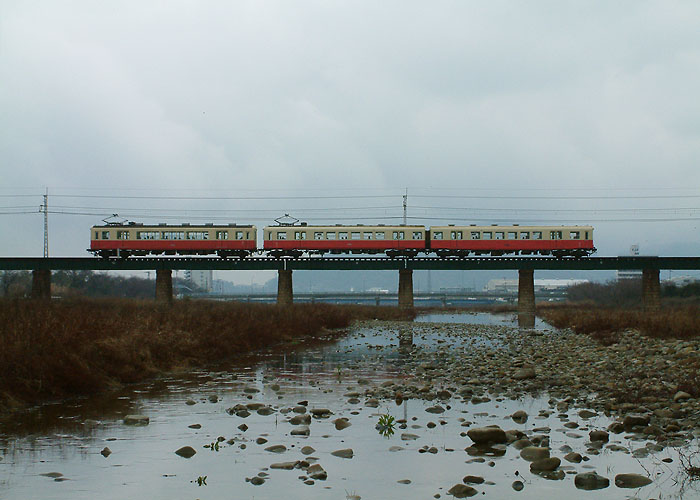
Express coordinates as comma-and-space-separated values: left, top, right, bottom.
2, 256, 698, 326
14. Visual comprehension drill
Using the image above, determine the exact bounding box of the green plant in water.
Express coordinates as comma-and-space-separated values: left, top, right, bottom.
376, 412, 395, 438
194, 475, 207, 486
206, 441, 220, 452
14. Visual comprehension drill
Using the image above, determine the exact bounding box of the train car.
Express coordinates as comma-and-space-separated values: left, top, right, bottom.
428, 225, 595, 257
89, 222, 257, 258
263, 224, 427, 257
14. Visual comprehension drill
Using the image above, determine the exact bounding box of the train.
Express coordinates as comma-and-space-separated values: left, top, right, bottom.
89, 221, 595, 258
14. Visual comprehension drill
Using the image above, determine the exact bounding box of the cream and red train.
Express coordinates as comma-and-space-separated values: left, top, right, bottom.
89, 222, 595, 258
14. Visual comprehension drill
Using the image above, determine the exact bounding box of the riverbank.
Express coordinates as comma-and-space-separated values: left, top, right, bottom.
0, 299, 414, 409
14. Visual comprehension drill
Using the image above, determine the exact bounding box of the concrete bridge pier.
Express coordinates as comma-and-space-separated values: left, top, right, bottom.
155, 269, 173, 303
277, 269, 293, 306
31, 269, 51, 300
398, 269, 414, 309
642, 268, 660, 312
518, 269, 536, 328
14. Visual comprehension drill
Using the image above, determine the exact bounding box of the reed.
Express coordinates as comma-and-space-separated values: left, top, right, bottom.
0, 299, 413, 407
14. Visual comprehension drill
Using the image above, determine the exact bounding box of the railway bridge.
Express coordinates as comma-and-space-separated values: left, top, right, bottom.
2, 256, 700, 327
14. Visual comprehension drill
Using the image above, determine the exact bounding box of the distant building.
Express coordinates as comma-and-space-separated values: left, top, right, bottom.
484, 279, 588, 293
185, 270, 213, 292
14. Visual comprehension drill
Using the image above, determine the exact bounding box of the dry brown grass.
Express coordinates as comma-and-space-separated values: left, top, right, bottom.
0, 299, 413, 407
537, 302, 700, 343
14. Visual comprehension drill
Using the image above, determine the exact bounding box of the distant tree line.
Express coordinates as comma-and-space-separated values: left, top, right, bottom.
0, 270, 199, 299
566, 279, 700, 306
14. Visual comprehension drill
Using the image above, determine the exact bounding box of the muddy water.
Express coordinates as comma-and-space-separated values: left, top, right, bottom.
0, 314, 697, 499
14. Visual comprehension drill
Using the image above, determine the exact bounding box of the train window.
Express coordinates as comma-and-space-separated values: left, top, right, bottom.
450, 231, 462, 240
483, 232, 492, 240
137, 231, 157, 240
351, 232, 361, 240
294, 231, 307, 240
392, 231, 405, 240
216, 231, 229, 240
326, 232, 336, 240
412, 231, 422, 240
101, 231, 110, 239
507, 232, 517, 239
94, 231, 98, 239
314, 232, 323, 240
375, 232, 385, 240
162, 231, 184, 240
495, 232, 504, 240
339, 232, 348, 240
246, 232, 250, 239
433, 232, 443, 240
277, 232, 287, 240
235, 231, 244, 239
186, 231, 208, 240
550, 231, 562, 240
585, 231, 589, 240
470, 232, 480, 240
520, 232, 530, 239
533, 231, 542, 240
363, 232, 373, 240
117, 231, 130, 240
570, 231, 580, 240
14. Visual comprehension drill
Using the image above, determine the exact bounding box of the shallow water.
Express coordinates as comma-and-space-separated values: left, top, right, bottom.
0, 313, 697, 499
415, 311, 552, 330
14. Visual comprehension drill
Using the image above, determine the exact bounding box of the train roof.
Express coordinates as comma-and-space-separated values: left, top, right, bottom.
91, 223, 256, 228
264, 224, 426, 230
429, 224, 594, 230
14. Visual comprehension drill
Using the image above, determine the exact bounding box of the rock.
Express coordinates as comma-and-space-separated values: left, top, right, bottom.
512, 439, 533, 450
512, 480, 524, 491
310, 408, 332, 418
331, 448, 354, 459
334, 418, 352, 430
365, 398, 380, 407
292, 406, 307, 413
462, 475, 484, 484
401, 433, 420, 441
578, 409, 597, 419
175, 446, 197, 458
256, 437, 268, 445
264, 445, 287, 453
589, 430, 609, 442
307, 464, 327, 480
520, 447, 550, 461
301, 446, 315, 455
249, 476, 265, 485
426, 405, 445, 414
257, 406, 275, 416
185, 399, 196, 405
674, 391, 692, 402
238, 424, 248, 432
188, 423, 201, 429
564, 452, 582, 463
574, 472, 610, 490
614, 473, 652, 488
290, 414, 311, 425
123, 415, 149, 426
208, 395, 218, 403
100, 447, 111, 457
447, 483, 478, 498
513, 367, 536, 380
270, 461, 298, 470
467, 426, 507, 445
397, 479, 411, 484
530, 457, 561, 472
291, 426, 310, 436
511, 410, 528, 424
623, 414, 650, 428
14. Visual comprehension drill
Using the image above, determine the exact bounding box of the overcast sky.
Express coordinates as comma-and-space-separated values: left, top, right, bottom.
2, 1, 700, 282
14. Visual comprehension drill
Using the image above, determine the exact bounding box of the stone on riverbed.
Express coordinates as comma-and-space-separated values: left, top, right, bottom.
301, 446, 315, 455
467, 426, 507, 444
574, 472, 610, 490
290, 414, 311, 425
511, 410, 528, 424
513, 367, 536, 380
175, 446, 197, 458
520, 446, 549, 461
100, 447, 111, 457
123, 415, 149, 426
447, 483, 478, 497
334, 418, 352, 430
614, 473, 652, 488
291, 426, 310, 436
589, 430, 609, 442
426, 405, 445, 414
530, 457, 561, 472
270, 461, 298, 470
331, 448, 354, 459
265, 445, 287, 453
310, 408, 332, 418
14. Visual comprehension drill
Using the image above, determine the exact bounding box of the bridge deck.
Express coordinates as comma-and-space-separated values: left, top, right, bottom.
1, 256, 700, 271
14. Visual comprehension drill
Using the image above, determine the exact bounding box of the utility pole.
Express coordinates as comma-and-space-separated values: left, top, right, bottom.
402, 188, 407, 225
40, 188, 49, 257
